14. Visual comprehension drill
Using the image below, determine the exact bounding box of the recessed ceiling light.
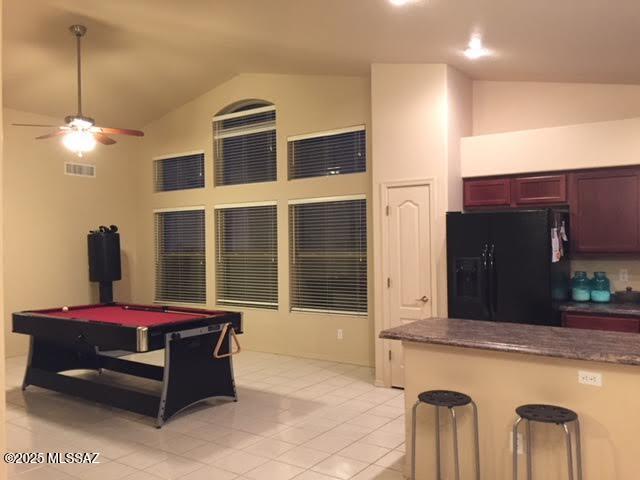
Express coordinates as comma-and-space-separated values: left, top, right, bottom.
464, 34, 490, 60
389, 0, 412, 6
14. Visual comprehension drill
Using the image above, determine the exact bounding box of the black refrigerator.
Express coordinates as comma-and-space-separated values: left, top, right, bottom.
447, 209, 570, 326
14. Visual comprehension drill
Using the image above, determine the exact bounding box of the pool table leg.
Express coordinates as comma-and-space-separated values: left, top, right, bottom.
22, 337, 101, 390
156, 325, 238, 427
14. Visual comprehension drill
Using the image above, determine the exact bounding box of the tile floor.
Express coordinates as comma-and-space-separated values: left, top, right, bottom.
5, 351, 406, 479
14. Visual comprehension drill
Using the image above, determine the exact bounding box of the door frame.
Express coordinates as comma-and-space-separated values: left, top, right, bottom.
377, 178, 438, 388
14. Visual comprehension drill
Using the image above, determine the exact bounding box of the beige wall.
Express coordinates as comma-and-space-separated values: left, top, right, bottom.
3, 108, 138, 357
405, 342, 640, 480
370, 64, 471, 385
132, 73, 374, 366
473, 81, 640, 135
461, 116, 640, 178
464, 81, 640, 178
445, 66, 473, 212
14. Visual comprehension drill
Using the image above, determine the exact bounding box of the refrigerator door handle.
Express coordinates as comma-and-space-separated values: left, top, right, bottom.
481, 243, 491, 318
481, 243, 488, 270
488, 243, 497, 318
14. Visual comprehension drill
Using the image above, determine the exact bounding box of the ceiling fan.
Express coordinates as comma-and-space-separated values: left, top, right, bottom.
12, 25, 144, 157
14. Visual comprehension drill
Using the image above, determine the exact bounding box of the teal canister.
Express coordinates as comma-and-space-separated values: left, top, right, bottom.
590, 272, 611, 303
571, 271, 591, 302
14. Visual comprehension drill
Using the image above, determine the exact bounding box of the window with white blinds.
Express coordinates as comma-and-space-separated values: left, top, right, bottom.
154, 208, 206, 304
213, 104, 277, 186
154, 152, 205, 192
289, 197, 367, 315
288, 126, 366, 180
215, 204, 278, 309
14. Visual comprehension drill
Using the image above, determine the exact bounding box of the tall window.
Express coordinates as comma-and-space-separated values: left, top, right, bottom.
154, 152, 205, 192
154, 208, 206, 304
289, 197, 367, 315
215, 204, 278, 309
213, 103, 276, 186
288, 126, 366, 180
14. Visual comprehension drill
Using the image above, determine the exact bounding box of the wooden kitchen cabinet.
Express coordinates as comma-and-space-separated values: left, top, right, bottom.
562, 311, 640, 333
464, 174, 567, 209
569, 167, 640, 253
513, 174, 567, 205
463, 166, 640, 254
464, 178, 511, 207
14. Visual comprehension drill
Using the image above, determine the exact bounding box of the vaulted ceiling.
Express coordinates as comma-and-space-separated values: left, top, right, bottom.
5, 0, 640, 127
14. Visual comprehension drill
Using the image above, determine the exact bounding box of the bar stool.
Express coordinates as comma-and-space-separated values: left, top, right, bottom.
512, 404, 582, 480
411, 390, 480, 480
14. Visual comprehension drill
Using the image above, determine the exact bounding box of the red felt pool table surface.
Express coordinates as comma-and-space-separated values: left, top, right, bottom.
33, 304, 214, 327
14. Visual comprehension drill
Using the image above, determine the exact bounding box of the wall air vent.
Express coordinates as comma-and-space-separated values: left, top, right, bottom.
64, 162, 96, 178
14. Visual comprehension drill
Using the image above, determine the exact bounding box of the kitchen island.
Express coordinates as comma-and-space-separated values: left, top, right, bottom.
380, 318, 640, 480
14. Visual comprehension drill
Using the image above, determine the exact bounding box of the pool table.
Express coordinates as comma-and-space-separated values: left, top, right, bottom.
13, 303, 243, 427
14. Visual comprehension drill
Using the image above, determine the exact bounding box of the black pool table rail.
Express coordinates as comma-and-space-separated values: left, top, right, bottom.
13, 304, 243, 352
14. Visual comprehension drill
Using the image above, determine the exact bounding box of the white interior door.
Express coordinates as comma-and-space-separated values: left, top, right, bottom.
386, 184, 432, 387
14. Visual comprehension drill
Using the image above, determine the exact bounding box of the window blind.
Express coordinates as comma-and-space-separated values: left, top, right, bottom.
289, 197, 367, 315
288, 126, 366, 180
213, 105, 277, 186
154, 208, 206, 304
154, 153, 205, 192
215, 204, 278, 309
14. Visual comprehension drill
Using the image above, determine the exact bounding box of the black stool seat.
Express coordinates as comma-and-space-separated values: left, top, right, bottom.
418, 390, 471, 407
516, 404, 578, 424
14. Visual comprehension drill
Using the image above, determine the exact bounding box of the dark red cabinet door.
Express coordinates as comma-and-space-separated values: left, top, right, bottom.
569, 168, 640, 253
562, 312, 640, 333
464, 178, 511, 208
513, 175, 567, 205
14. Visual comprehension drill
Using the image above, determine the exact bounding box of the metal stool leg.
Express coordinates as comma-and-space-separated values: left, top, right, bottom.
525, 420, 533, 480
450, 407, 460, 480
470, 401, 481, 480
513, 416, 522, 480
562, 423, 575, 480
435, 406, 441, 480
574, 419, 583, 480
413, 392, 480, 480
411, 401, 420, 480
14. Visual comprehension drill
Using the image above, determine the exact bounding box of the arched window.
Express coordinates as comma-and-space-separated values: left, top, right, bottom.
213, 100, 276, 186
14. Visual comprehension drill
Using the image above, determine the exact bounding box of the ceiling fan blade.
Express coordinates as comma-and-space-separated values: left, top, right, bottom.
92, 126, 144, 137
94, 132, 117, 145
35, 131, 66, 140
13, 123, 61, 128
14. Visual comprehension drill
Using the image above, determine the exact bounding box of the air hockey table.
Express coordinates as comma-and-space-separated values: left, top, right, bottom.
13, 303, 242, 427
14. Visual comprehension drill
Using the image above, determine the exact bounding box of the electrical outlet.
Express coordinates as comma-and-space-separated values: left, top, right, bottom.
620, 269, 629, 283
509, 432, 523, 455
337, 329, 343, 340
578, 370, 602, 387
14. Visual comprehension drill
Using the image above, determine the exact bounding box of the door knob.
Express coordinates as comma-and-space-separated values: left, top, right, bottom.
417, 296, 429, 303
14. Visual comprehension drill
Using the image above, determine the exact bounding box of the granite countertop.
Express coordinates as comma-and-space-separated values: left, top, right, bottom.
557, 301, 640, 316
380, 317, 640, 366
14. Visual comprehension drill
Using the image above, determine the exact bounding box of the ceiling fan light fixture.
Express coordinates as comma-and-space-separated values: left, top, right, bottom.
63, 130, 96, 157
67, 117, 94, 129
